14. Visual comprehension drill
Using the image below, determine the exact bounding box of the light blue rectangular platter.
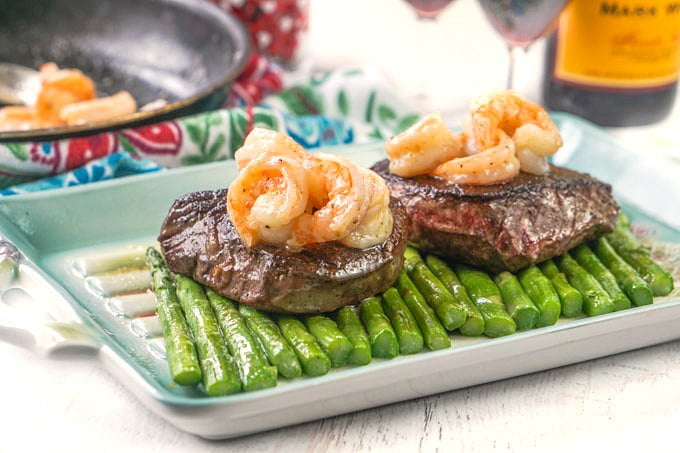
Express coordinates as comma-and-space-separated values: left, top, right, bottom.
0, 113, 678, 439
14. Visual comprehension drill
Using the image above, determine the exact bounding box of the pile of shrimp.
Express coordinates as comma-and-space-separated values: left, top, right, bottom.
227, 128, 393, 250
385, 91, 563, 185
0, 62, 137, 132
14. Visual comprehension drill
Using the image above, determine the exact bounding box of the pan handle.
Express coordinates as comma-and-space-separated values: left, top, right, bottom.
0, 240, 98, 355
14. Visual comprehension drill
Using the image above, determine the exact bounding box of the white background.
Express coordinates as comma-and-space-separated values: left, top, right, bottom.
2, 0, 680, 452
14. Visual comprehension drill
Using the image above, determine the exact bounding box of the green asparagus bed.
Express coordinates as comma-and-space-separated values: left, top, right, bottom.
146, 216, 676, 395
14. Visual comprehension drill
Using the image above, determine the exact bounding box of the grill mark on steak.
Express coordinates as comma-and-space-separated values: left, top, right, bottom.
159, 189, 409, 313
372, 159, 619, 273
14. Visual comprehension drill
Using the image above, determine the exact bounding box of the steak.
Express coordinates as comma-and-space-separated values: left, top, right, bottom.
159, 189, 409, 313
372, 159, 619, 273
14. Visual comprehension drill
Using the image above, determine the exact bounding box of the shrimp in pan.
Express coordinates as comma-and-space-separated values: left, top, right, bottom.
235, 127, 306, 171
227, 154, 309, 248
385, 113, 466, 178
432, 132, 520, 185
289, 153, 368, 247
36, 67, 96, 120
340, 167, 393, 249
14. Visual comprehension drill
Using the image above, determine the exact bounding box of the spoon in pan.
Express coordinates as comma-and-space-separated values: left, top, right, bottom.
0, 63, 41, 106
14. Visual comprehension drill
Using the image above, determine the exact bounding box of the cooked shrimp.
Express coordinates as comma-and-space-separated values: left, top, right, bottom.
235, 128, 306, 171
227, 154, 309, 248
340, 167, 393, 249
0, 106, 60, 131
36, 67, 96, 119
466, 91, 562, 156
385, 113, 465, 178
58, 91, 137, 125
432, 133, 520, 185
289, 153, 368, 247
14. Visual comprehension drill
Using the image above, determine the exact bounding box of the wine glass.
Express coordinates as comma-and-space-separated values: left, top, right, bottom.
405, 0, 456, 20
403, 0, 457, 112
478, 0, 571, 89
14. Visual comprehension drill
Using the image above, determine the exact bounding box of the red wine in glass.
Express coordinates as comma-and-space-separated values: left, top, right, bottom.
478, 0, 571, 87
406, 0, 455, 20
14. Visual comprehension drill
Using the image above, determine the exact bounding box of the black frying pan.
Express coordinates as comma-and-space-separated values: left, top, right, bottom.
0, 0, 250, 141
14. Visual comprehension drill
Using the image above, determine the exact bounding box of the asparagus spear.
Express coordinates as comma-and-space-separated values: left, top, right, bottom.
175, 275, 241, 396
593, 237, 653, 306
304, 315, 353, 367
205, 290, 278, 392
277, 316, 331, 377
146, 248, 201, 386
335, 307, 372, 366
607, 229, 674, 297
455, 265, 516, 337
403, 247, 467, 331
425, 255, 484, 336
518, 266, 561, 327
538, 259, 583, 318
556, 253, 614, 316
494, 272, 540, 331
572, 244, 631, 311
394, 271, 451, 350
381, 287, 424, 354
239, 305, 302, 379
359, 297, 400, 358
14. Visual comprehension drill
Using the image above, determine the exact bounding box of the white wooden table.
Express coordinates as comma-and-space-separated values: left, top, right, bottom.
3, 1, 679, 451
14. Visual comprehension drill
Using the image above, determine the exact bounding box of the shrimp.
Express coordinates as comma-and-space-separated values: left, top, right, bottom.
36, 67, 96, 120
227, 154, 309, 248
385, 113, 465, 178
432, 133, 520, 185
0, 106, 60, 131
289, 153, 368, 247
466, 91, 562, 153
465, 91, 562, 176
59, 91, 137, 125
235, 128, 306, 171
339, 167, 393, 249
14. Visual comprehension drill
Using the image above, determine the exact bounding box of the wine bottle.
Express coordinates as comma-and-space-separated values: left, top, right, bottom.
543, 0, 680, 127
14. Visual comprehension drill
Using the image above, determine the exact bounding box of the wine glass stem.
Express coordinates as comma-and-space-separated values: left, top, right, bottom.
506, 44, 515, 90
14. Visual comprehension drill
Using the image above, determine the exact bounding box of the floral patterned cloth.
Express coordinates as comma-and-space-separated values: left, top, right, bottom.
0, 153, 163, 195
0, 67, 418, 194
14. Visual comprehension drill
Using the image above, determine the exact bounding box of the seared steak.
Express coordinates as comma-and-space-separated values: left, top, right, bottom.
372, 159, 619, 272
159, 189, 409, 313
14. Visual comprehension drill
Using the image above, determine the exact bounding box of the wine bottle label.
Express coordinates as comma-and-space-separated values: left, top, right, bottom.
554, 0, 680, 90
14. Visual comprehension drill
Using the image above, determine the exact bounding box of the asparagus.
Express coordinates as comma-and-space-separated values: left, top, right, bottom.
146, 248, 201, 386
239, 305, 302, 379
403, 248, 467, 331
394, 272, 451, 350
607, 228, 674, 297
335, 307, 372, 366
425, 255, 484, 336
572, 244, 631, 311
593, 237, 653, 306
455, 265, 516, 337
494, 272, 540, 331
556, 253, 614, 316
538, 259, 583, 318
359, 297, 400, 358
381, 287, 424, 354
205, 290, 278, 392
175, 275, 241, 396
277, 316, 331, 377
304, 315, 353, 367
518, 266, 561, 327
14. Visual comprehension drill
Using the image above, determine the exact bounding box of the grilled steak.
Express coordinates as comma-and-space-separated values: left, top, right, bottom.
372, 159, 619, 272
159, 189, 409, 313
